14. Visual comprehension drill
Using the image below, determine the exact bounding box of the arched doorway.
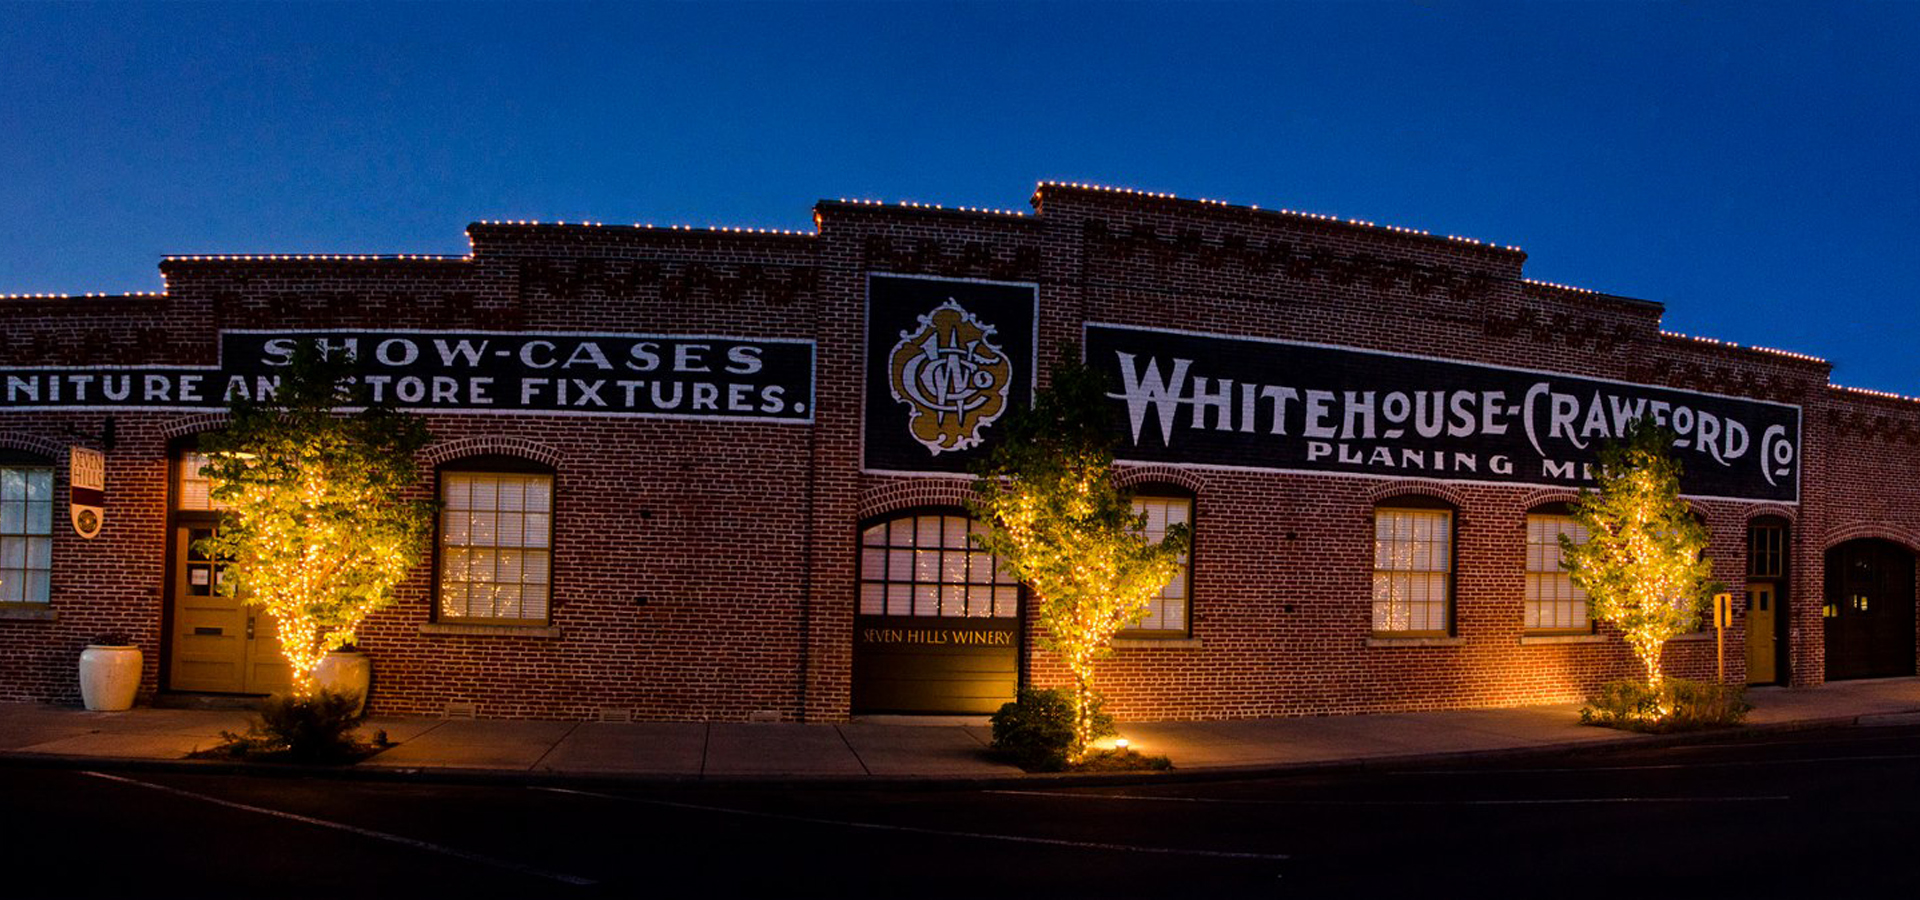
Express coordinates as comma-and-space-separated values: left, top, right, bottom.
1823, 539, 1916, 681
1745, 517, 1789, 685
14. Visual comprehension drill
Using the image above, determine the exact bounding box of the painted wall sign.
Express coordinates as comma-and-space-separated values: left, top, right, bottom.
865, 274, 1037, 473
1087, 323, 1802, 503
68, 446, 104, 539
0, 330, 815, 422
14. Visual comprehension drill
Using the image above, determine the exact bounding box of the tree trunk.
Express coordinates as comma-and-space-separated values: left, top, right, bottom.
1069, 655, 1095, 763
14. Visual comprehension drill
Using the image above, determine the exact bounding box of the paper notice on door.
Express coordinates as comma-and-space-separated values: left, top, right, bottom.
191, 568, 210, 586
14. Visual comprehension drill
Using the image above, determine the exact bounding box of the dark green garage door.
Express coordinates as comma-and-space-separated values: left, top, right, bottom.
853, 513, 1021, 714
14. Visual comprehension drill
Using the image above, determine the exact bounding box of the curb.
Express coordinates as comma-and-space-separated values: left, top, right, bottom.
0, 712, 1897, 792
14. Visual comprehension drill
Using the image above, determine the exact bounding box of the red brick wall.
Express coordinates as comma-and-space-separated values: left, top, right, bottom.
2, 184, 1914, 721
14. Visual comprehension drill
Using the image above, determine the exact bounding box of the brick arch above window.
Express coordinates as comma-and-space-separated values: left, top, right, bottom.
1518, 487, 1583, 511
1113, 464, 1203, 494
1742, 504, 1799, 525
858, 478, 975, 521
421, 436, 563, 470
160, 413, 231, 440
0, 433, 66, 463
1365, 480, 1469, 510
1820, 522, 1920, 554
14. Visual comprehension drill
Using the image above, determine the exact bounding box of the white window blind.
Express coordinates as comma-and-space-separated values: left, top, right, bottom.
1372, 508, 1451, 634
440, 472, 553, 622
0, 466, 54, 604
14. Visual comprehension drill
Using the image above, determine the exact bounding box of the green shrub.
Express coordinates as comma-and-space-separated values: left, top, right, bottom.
215, 689, 368, 763
1580, 678, 1752, 733
990, 687, 1115, 771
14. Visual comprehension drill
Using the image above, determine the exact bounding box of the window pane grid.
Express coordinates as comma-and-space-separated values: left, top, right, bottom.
440, 472, 553, 622
859, 514, 1014, 618
1373, 508, 1451, 634
1748, 525, 1785, 579
0, 466, 53, 604
1525, 515, 1590, 632
175, 452, 228, 511
1124, 496, 1191, 634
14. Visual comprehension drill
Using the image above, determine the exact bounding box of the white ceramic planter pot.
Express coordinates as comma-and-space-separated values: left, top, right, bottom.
315, 651, 372, 716
78, 645, 142, 711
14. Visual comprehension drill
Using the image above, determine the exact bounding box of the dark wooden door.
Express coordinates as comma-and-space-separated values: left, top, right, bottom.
1824, 540, 1916, 681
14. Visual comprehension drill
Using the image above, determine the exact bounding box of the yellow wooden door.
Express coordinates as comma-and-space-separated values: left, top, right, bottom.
1746, 581, 1777, 685
167, 526, 291, 694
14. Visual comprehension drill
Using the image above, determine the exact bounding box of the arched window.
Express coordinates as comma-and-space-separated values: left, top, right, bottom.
859, 512, 1016, 618
1124, 491, 1193, 637
0, 450, 54, 606
1372, 497, 1454, 636
436, 455, 554, 624
1525, 502, 1590, 633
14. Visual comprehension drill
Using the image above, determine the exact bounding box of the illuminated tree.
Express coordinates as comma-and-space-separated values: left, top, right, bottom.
970, 348, 1189, 761
1562, 421, 1718, 695
199, 344, 434, 698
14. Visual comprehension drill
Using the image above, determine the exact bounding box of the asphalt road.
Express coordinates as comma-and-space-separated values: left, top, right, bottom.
5, 723, 1919, 898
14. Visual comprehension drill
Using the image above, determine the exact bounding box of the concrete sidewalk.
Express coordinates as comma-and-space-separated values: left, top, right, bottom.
3, 677, 1918, 784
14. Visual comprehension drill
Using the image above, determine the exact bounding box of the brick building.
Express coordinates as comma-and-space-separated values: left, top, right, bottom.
1, 182, 1914, 721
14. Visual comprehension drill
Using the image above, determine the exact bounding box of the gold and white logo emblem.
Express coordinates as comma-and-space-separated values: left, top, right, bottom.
888, 300, 1013, 454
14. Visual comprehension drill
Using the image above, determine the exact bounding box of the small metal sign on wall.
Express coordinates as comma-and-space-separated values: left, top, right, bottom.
69, 446, 104, 539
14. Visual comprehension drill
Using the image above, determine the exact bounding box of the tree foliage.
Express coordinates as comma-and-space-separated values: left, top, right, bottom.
198, 344, 434, 696
1561, 421, 1718, 694
969, 346, 1189, 760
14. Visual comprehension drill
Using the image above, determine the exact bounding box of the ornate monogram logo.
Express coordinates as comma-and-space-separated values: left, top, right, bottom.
888, 300, 1013, 454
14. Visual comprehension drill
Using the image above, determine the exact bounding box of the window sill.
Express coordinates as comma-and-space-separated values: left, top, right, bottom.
1112, 638, 1203, 649
1519, 634, 1605, 646
1669, 632, 1713, 642
0, 607, 57, 622
1366, 636, 1466, 648
418, 622, 562, 639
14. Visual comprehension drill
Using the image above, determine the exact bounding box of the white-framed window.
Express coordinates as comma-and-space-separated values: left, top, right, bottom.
1123, 494, 1192, 635
0, 462, 55, 605
438, 468, 553, 623
859, 513, 1017, 618
1526, 513, 1591, 632
1372, 506, 1452, 635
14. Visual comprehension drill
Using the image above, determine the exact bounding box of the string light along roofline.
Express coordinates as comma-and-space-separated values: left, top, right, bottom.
0, 290, 168, 300
471, 220, 817, 236
817, 197, 1031, 217
1029, 180, 1525, 253
1657, 330, 1827, 364
160, 253, 472, 263
1521, 278, 1600, 295
1831, 384, 1920, 405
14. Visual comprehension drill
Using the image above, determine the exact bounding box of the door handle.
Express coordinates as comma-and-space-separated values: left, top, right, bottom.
246, 617, 255, 640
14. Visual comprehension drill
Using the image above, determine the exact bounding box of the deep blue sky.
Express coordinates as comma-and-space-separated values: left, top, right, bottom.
4, 3, 1916, 391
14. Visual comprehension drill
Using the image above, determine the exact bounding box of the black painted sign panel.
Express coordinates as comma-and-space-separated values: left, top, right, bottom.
864, 274, 1037, 473
1086, 323, 1802, 503
0, 330, 815, 422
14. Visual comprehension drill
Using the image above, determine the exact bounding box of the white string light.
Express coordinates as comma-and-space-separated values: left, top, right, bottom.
1031, 180, 1525, 251
1658, 330, 1826, 363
